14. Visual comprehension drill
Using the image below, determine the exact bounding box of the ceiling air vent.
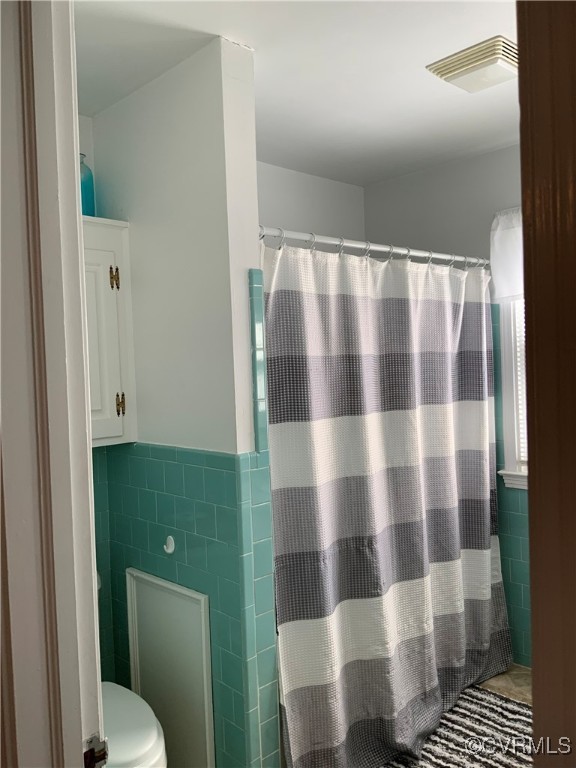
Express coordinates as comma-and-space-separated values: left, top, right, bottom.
426, 35, 518, 93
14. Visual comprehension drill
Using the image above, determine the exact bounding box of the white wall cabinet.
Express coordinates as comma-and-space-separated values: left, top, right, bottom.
83, 216, 137, 446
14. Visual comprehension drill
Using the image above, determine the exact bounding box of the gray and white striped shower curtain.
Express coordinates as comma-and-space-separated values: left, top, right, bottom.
263, 245, 512, 768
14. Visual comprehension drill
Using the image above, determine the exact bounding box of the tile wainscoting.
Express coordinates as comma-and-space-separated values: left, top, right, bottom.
104, 443, 277, 767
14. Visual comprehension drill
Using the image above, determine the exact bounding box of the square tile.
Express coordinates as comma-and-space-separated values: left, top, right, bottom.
504, 580, 523, 607
510, 559, 529, 586
217, 507, 239, 546
177, 563, 218, 602
113, 514, 132, 546
250, 468, 270, 507
260, 716, 279, 759
205, 469, 229, 506
246, 708, 261, 761
214, 681, 235, 721
233, 691, 245, 728
238, 504, 253, 556
195, 501, 217, 538
184, 465, 205, 501
259, 681, 279, 723
237, 471, 251, 505
131, 518, 149, 551
256, 611, 276, 652
138, 489, 157, 522
254, 539, 274, 579
241, 605, 257, 659
207, 540, 240, 582
262, 750, 281, 768
224, 720, 246, 764
174, 496, 195, 532
244, 657, 259, 710
212, 610, 231, 651
235, 454, 250, 473
230, 618, 242, 657
219, 578, 241, 619
129, 456, 147, 488
220, 650, 244, 693
186, 533, 207, 569
257, 646, 278, 688
240, 553, 255, 608
206, 453, 237, 472
164, 462, 184, 496
177, 448, 206, 466
252, 503, 272, 542
255, 576, 274, 616
149, 445, 177, 462
146, 459, 164, 492
140, 551, 177, 582
156, 494, 176, 527
121, 485, 139, 517
248, 268, 263, 287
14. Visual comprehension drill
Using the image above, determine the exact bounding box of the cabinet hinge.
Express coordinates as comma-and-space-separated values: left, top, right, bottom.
109, 265, 120, 290
83, 734, 108, 768
116, 391, 126, 417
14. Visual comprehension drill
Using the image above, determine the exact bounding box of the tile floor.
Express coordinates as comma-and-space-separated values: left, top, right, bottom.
480, 663, 532, 705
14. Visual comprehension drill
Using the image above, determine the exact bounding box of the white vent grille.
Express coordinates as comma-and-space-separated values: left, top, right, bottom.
426, 36, 518, 93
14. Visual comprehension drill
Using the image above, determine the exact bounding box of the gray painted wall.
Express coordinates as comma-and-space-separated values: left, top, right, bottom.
257, 161, 365, 241
364, 145, 521, 260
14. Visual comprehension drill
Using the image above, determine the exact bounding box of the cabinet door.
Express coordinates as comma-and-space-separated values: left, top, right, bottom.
84, 224, 124, 440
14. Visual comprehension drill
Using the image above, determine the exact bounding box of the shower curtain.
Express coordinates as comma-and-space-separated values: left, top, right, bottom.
263, 244, 512, 768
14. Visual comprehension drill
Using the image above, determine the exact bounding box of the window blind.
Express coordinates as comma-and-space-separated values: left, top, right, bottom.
513, 299, 528, 465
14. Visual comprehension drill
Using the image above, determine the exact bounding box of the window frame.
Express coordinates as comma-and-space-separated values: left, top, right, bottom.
498, 295, 528, 489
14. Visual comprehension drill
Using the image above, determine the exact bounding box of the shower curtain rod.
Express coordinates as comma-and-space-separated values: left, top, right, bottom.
259, 226, 489, 268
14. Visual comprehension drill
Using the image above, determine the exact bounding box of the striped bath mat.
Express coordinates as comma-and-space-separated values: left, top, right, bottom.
387, 686, 533, 767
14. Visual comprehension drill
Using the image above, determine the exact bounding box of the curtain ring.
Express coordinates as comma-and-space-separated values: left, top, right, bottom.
308, 232, 316, 251
388, 245, 395, 262
258, 226, 265, 241
278, 228, 286, 248
338, 237, 345, 256
406, 247, 412, 262
449, 254, 456, 267
464, 256, 470, 270
427, 250, 433, 265
363, 241, 371, 258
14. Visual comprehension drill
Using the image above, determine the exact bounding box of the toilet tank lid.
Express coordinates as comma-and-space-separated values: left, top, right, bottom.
102, 683, 164, 768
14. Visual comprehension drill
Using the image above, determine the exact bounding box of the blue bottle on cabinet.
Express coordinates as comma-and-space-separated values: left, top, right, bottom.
80, 153, 95, 216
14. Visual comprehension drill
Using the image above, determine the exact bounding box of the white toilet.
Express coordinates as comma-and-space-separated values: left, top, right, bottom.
102, 682, 168, 768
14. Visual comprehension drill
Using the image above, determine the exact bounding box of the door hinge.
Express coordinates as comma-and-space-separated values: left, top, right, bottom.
84, 734, 108, 768
109, 265, 120, 290
116, 391, 126, 417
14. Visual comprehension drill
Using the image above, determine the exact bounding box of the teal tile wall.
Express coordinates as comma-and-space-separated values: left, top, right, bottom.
249, 268, 280, 766
106, 443, 276, 767
92, 447, 115, 681
492, 304, 531, 667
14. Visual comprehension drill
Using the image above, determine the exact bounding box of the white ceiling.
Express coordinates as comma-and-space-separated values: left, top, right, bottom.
74, 1, 520, 186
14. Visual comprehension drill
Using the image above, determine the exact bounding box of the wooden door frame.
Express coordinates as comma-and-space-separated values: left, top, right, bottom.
517, 2, 576, 764
1, 1, 103, 764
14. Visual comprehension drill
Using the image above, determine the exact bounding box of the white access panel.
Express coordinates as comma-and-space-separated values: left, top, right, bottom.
126, 568, 215, 768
